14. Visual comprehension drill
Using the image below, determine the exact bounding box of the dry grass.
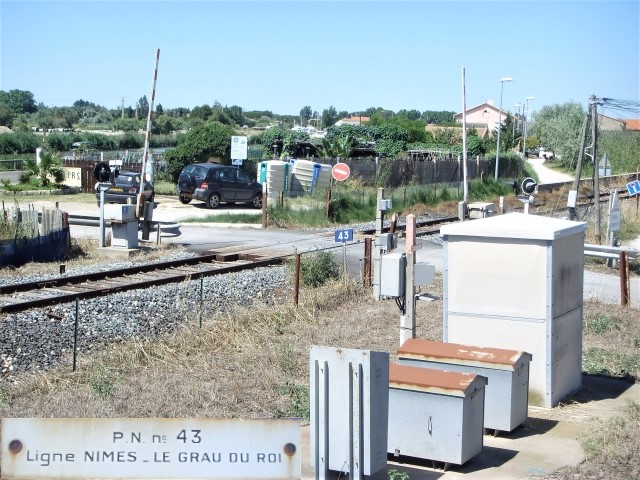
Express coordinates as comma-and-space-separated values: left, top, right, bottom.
0, 260, 639, 479
0, 278, 443, 420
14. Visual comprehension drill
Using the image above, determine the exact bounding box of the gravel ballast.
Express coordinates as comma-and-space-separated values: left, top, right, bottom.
0, 258, 289, 381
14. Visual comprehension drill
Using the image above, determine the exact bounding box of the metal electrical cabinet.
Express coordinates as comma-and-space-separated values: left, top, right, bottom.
441, 213, 586, 407
388, 364, 487, 466
309, 346, 389, 477
104, 204, 138, 249
398, 338, 532, 432
380, 252, 406, 297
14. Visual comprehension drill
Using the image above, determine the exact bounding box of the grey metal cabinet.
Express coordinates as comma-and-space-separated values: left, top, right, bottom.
398, 338, 532, 432
388, 364, 487, 466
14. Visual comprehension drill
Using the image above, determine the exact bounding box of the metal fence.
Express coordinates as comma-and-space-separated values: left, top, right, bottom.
0, 204, 70, 267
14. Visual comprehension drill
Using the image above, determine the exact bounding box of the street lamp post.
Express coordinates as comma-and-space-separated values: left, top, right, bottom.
494, 77, 513, 180
522, 96, 535, 159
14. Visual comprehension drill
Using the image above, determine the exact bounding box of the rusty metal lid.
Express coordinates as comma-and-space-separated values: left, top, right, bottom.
389, 363, 487, 398
398, 338, 532, 371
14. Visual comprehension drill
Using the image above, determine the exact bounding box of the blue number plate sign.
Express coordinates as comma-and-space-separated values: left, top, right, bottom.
335, 228, 354, 242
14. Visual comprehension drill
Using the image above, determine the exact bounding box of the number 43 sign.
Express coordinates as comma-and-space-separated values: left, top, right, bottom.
335, 228, 354, 243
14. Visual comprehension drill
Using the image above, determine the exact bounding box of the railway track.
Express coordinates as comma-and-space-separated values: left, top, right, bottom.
0, 255, 283, 314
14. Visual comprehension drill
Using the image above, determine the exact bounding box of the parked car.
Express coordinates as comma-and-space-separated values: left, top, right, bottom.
95, 171, 154, 206
177, 163, 263, 209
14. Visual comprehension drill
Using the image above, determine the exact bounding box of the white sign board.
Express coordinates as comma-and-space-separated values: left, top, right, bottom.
1, 418, 300, 480
231, 136, 248, 160
62, 167, 83, 187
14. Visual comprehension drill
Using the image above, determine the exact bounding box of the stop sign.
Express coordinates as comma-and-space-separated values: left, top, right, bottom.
331, 163, 351, 181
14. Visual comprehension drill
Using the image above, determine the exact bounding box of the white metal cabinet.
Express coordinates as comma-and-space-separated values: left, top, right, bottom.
388, 364, 487, 465
441, 212, 586, 407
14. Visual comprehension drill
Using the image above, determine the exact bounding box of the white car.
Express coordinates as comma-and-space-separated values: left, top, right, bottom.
539, 148, 554, 160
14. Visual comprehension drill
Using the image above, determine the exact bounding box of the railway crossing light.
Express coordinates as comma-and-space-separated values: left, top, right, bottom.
521, 177, 537, 195
518, 177, 537, 214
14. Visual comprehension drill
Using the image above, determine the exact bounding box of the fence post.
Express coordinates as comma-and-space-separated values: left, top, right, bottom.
620, 251, 629, 306
294, 253, 301, 307
261, 184, 267, 229
363, 237, 372, 288
325, 188, 332, 219
73, 298, 79, 372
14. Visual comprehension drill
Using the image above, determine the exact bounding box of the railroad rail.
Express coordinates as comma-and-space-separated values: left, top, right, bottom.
0, 255, 282, 314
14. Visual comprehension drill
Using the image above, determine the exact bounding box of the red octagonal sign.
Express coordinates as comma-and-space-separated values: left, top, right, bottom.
331, 163, 351, 181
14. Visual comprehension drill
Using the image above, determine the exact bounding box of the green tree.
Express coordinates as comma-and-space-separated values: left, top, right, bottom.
191, 104, 212, 121
155, 103, 164, 115
136, 95, 149, 118
321, 106, 338, 128
151, 115, 175, 135
531, 102, 585, 168
299, 106, 312, 127
421, 110, 456, 125
0, 89, 37, 114
319, 133, 357, 159
112, 117, 142, 132
165, 121, 236, 181
20, 149, 65, 186
0, 103, 15, 127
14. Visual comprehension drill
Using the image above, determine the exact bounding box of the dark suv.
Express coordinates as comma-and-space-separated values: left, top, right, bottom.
177, 163, 263, 209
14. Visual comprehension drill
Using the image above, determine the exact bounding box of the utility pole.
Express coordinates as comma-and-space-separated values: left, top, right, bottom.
372, 188, 385, 300
121, 97, 125, 119
400, 215, 417, 345
569, 109, 591, 220
591, 96, 601, 244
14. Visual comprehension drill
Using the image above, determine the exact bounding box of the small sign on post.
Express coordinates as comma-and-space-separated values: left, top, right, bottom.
331, 163, 351, 182
334, 228, 354, 243
231, 136, 248, 160
626, 180, 640, 196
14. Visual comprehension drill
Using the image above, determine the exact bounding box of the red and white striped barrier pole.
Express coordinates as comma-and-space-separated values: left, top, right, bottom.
138, 48, 160, 218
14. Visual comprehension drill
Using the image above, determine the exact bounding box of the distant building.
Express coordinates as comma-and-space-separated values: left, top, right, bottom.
624, 119, 640, 131
425, 124, 489, 140
454, 101, 510, 134
598, 114, 626, 131
335, 115, 370, 126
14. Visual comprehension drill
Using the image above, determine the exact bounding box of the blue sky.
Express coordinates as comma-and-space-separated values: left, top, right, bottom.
1, 0, 638, 118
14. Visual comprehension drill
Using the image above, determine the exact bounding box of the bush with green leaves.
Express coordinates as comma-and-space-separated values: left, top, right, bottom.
19, 150, 64, 186
298, 250, 340, 287
165, 121, 237, 181
0, 132, 40, 154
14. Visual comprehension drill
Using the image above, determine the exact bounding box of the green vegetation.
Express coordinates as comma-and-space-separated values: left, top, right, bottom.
89, 354, 119, 398
600, 131, 640, 174
531, 102, 585, 169
273, 342, 309, 419
20, 149, 64, 187
165, 122, 237, 181
583, 348, 640, 378
298, 250, 340, 287
585, 312, 617, 334
153, 181, 177, 196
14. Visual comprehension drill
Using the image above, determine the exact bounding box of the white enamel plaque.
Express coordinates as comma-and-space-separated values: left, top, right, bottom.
1, 418, 300, 479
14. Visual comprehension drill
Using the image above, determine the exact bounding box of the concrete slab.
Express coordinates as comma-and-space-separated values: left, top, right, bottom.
301, 375, 640, 479
96, 246, 146, 258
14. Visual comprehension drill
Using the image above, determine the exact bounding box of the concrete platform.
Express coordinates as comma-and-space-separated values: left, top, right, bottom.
301, 375, 640, 479
96, 246, 150, 258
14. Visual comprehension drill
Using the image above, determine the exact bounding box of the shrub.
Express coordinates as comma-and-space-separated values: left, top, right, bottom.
299, 250, 339, 287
